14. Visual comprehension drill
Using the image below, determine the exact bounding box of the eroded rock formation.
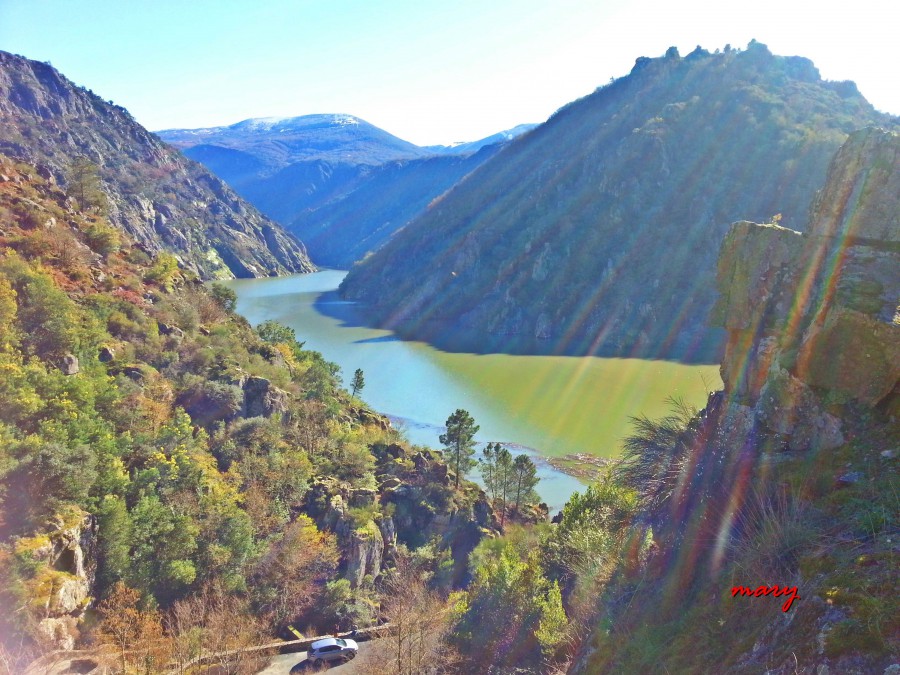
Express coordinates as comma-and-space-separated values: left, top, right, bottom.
712, 127, 899, 449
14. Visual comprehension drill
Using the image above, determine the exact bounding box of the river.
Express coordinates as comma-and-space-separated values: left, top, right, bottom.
226, 270, 720, 512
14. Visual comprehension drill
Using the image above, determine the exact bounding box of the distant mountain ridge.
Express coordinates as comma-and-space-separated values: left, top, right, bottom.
159, 114, 430, 175
340, 42, 896, 360
160, 116, 536, 265
0, 50, 313, 279
423, 123, 538, 155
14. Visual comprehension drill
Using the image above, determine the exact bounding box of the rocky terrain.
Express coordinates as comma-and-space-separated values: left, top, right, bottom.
0, 51, 314, 279
340, 42, 896, 361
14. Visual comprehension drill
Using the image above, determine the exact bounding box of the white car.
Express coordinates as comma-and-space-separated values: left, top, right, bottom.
308, 637, 358, 666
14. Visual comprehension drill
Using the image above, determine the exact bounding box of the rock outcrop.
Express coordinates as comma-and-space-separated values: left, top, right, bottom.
0, 50, 314, 279
306, 445, 500, 588
712, 128, 899, 448
242, 376, 290, 419
15, 510, 98, 650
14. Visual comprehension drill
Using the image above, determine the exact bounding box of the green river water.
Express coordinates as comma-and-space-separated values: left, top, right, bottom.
227, 270, 721, 512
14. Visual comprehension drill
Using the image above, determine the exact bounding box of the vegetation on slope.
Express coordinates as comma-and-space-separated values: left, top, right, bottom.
0, 157, 509, 673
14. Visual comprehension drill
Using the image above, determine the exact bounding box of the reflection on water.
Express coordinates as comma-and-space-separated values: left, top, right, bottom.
226, 271, 720, 513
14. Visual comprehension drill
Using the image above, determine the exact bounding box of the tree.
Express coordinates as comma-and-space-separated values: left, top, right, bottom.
66, 157, 106, 212
451, 542, 567, 669
439, 409, 479, 489
512, 454, 539, 513
208, 282, 237, 313
361, 557, 455, 675
481, 443, 513, 527
250, 514, 339, 629
256, 320, 297, 345
95, 581, 167, 673
351, 368, 365, 398
479, 444, 498, 500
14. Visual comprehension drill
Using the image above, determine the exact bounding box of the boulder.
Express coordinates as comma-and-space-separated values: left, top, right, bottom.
157, 321, 185, 339
343, 520, 384, 588
59, 353, 79, 375
711, 221, 805, 333
755, 368, 844, 451
21, 512, 97, 650
97, 345, 115, 362
242, 376, 290, 418
797, 308, 900, 406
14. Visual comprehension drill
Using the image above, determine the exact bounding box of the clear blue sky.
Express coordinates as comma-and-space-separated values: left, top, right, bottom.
1, 0, 897, 145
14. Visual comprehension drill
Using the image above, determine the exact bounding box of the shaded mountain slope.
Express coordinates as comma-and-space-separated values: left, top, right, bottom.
159, 114, 430, 226
160, 118, 534, 264
340, 42, 895, 360
0, 51, 313, 279
288, 143, 507, 267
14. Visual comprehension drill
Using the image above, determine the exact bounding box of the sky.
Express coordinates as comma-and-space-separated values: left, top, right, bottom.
1, 0, 897, 146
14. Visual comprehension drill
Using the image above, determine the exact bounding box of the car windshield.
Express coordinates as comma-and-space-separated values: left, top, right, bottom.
335, 639, 347, 647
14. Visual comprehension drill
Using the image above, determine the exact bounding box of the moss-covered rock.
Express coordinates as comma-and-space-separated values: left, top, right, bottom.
798, 308, 900, 405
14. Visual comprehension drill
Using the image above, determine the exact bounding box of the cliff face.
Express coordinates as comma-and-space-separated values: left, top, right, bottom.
0, 51, 314, 279
14, 511, 98, 651
712, 128, 899, 448
341, 43, 894, 360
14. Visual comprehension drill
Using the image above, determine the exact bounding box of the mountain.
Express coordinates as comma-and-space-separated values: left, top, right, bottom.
0, 51, 313, 279
339, 42, 896, 360
158, 114, 430, 225
159, 113, 428, 172
0, 153, 501, 670
159, 118, 535, 265
288, 143, 508, 267
422, 123, 538, 155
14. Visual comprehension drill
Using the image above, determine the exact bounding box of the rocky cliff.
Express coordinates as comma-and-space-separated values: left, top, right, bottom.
13, 509, 98, 651
308, 443, 499, 589
712, 127, 899, 446
341, 42, 895, 360
0, 51, 314, 279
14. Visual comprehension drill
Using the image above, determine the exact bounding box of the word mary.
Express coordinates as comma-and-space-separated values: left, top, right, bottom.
731, 584, 800, 612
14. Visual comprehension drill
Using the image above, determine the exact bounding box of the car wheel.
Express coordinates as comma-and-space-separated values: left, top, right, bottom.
347, 651, 356, 660
312, 657, 323, 668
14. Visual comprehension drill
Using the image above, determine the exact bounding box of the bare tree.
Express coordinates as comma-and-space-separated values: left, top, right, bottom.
358, 559, 456, 675
202, 586, 268, 675
94, 582, 169, 674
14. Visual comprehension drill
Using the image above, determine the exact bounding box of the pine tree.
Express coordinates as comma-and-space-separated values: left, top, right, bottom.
512, 454, 539, 513
439, 409, 479, 489
351, 368, 365, 397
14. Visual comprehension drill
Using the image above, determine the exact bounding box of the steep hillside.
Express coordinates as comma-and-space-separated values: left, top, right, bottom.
340, 42, 895, 360
574, 129, 899, 674
0, 155, 499, 672
289, 143, 507, 267
0, 51, 313, 279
